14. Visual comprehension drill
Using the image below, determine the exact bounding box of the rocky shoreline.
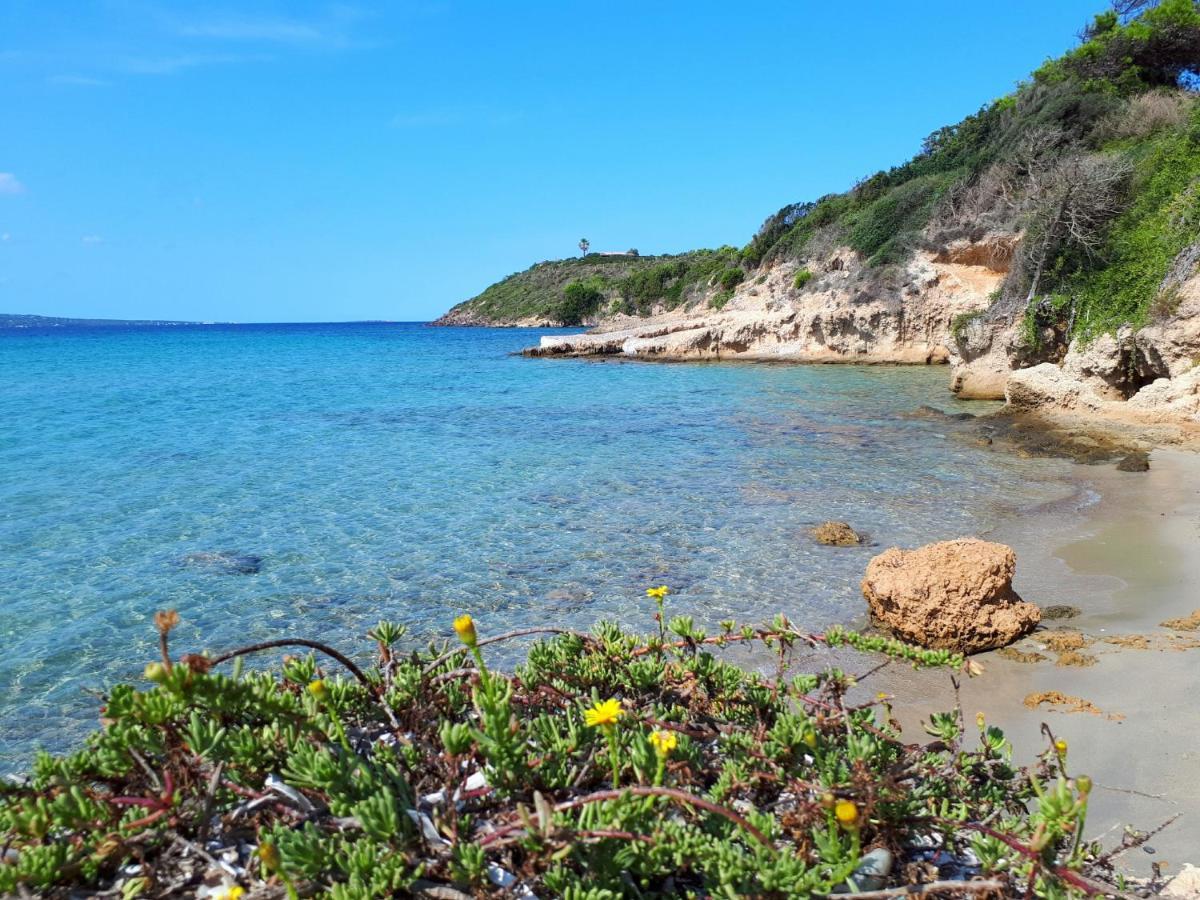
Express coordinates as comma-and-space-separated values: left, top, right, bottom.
502, 233, 1200, 442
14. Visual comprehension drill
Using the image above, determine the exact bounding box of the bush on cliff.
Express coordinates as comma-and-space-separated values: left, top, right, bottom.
0, 596, 1132, 898
717, 267, 745, 291
558, 279, 606, 326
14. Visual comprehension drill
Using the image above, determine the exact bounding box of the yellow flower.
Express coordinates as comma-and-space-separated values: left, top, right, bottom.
646, 585, 669, 600
834, 800, 859, 828
584, 698, 624, 728
1076, 774, 1092, 795
307, 679, 328, 701
976, 712, 986, 729
649, 730, 678, 757
453, 614, 478, 648
143, 662, 168, 684
258, 842, 281, 871
212, 886, 245, 900
1054, 738, 1068, 754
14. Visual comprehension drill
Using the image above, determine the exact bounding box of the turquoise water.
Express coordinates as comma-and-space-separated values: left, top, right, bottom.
0, 323, 1074, 767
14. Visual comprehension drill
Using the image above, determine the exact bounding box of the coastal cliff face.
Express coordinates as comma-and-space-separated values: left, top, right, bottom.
525, 238, 1008, 365
441, 5, 1200, 434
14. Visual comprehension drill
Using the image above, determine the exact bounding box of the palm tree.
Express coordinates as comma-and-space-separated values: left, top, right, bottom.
578, 238, 590, 256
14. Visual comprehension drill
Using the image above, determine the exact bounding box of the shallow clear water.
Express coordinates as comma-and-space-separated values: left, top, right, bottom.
0, 322, 1075, 767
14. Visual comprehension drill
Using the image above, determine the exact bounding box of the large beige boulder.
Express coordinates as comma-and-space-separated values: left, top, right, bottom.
1005, 363, 1106, 413
861, 539, 1041, 654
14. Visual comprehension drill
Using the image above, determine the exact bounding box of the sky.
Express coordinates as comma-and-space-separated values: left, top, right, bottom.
0, 0, 1106, 323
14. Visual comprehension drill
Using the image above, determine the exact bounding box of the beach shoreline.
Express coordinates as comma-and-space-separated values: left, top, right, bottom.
731, 444, 1200, 876
885, 447, 1200, 872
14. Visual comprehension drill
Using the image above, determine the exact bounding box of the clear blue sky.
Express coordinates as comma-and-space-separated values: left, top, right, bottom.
1, 0, 1104, 322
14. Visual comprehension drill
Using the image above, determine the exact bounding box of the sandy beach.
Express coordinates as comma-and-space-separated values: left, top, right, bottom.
883, 447, 1200, 872
734, 446, 1200, 875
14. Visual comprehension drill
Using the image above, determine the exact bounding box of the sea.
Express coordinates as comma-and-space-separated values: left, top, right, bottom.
0, 322, 1078, 768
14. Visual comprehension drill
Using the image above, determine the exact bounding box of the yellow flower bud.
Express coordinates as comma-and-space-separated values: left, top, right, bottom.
308, 679, 328, 701
143, 662, 168, 684
453, 614, 478, 648
1054, 738, 1068, 755
976, 712, 986, 729
834, 800, 859, 828
649, 729, 678, 757
1076, 775, 1093, 795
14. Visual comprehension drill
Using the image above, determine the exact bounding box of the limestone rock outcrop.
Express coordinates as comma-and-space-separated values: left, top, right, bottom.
526, 244, 1003, 364
861, 539, 1041, 654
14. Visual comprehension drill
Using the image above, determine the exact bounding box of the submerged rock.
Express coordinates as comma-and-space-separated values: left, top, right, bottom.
180, 551, 263, 575
1116, 451, 1150, 471
811, 521, 864, 547
861, 539, 1041, 654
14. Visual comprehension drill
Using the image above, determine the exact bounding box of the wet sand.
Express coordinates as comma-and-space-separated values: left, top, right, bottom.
888, 448, 1200, 872
737, 448, 1200, 875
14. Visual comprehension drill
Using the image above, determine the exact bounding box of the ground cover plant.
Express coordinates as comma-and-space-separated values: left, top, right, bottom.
0, 595, 1153, 898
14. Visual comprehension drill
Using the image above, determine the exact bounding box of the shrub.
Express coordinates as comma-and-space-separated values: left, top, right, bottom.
0, 601, 1124, 898
1062, 109, 1200, 338
717, 267, 745, 290
793, 268, 814, 290
846, 174, 952, 264
557, 279, 606, 325
1095, 88, 1194, 142
709, 288, 734, 309
951, 309, 986, 344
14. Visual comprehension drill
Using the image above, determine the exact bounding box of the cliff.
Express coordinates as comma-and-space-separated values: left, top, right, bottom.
442, 1, 1200, 434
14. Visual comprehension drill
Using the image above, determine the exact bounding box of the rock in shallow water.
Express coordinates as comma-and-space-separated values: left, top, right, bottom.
1116, 451, 1150, 472
811, 521, 864, 546
861, 538, 1041, 654
180, 551, 263, 575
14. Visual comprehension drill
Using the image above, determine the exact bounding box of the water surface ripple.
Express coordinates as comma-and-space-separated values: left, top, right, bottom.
0, 322, 1074, 766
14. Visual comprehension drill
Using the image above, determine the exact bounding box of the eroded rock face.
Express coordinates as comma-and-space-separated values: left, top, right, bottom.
526, 242, 1004, 363
861, 539, 1041, 654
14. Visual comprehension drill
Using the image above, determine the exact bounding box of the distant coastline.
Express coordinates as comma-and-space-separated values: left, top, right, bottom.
0, 315, 412, 329
0, 313, 200, 329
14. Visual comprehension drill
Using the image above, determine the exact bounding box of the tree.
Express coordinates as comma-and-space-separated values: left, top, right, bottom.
1066, 0, 1200, 87
1015, 152, 1133, 305
1113, 0, 1160, 21
557, 280, 604, 325
578, 238, 590, 256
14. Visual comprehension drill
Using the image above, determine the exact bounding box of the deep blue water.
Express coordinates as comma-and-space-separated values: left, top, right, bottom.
0, 322, 1074, 767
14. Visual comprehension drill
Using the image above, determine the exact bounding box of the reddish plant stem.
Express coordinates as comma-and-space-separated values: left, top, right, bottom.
210, 638, 371, 686
479, 786, 772, 850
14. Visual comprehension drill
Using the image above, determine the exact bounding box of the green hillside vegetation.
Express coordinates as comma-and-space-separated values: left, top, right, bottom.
747, 0, 1200, 345
448, 0, 1200, 344
440, 248, 743, 325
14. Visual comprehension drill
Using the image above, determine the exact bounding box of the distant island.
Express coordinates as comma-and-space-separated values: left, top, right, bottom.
0, 313, 199, 329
